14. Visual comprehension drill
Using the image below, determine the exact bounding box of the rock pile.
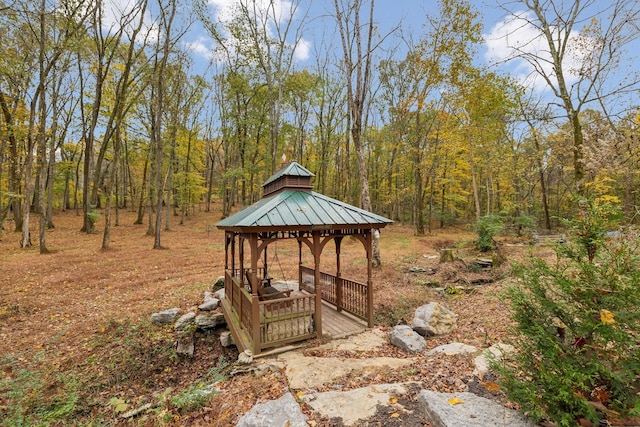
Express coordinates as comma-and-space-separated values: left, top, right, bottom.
150, 276, 232, 357
389, 301, 457, 353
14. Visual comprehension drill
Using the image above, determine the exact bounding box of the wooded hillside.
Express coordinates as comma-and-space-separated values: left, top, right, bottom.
1, 0, 639, 252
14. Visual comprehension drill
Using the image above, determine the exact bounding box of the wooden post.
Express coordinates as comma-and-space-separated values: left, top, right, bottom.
263, 244, 268, 279
366, 230, 374, 328
252, 294, 261, 355
229, 233, 236, 307
335, 236, 343, 313
313, 231, 322, 338
249, 234, 261, 354
298, 238, 303, 286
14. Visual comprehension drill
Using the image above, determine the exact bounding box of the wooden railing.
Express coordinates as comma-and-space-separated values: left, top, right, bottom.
259, 294, 316, 350
223, 269, 316, 353
300, 266, 368, 321
225, 270, 255, 334
231, 267, 266, 285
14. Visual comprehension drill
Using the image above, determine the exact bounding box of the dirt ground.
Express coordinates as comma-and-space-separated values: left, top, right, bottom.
0, 206, 541, 426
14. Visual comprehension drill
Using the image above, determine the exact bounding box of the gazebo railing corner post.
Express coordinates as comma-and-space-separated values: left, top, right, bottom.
336, 273, 343, 313
298, 238, 303, 287
367, 275, 374, 327
251, 294, 261, 355
335, 236, 343, 313
367, 231, 374, 328
312, 232, 323, 338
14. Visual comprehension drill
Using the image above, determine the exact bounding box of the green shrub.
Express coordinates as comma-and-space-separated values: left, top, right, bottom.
494, 199, 640, 426
474, 214, 504, 252
87, 209, 100, 227
167, 358, 229, 414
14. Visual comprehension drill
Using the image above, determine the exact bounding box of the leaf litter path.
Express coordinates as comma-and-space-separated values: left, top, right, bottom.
0, 210, 221, 367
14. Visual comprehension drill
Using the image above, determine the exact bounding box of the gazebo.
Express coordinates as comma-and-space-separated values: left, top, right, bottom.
216, 162, 392, 355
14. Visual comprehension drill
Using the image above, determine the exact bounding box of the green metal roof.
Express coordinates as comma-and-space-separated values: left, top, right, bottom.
262, 162, 315, 187
216, 189, 392, 230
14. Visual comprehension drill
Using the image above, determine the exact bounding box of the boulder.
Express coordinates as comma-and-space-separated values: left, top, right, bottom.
426, 342, 478, 356
412, 302, 457, 336
236, 392, 308, 427
220, 330, 234, 347
174, 312, 196, 332
212, 276, 225, 291
203, 291, 214, 302
195, 313, 225, 329
214, 288, 225, 300
150, 308, 180, 324
238, 349, 254, 365
198, 298, 220, 311
176, 334, 195, 357
473, 343, 515, 378
389, 325, 426, 353
418, 390, 535, 427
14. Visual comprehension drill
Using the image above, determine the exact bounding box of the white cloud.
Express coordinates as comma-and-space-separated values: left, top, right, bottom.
208, 0, 239, 24
184, 36, 215, 60
294, 38, 311, 62
484, 10, 592, 92
101, 0, 158, 44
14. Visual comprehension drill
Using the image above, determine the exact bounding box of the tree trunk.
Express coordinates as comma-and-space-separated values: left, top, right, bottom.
334, 0, 381, 268
0, 91, 23, 232
135, 157, 148, 225
102, 131, 120, 249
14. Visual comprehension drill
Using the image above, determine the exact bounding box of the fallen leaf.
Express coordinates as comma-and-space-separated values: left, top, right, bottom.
578, 417, 594, 427
448, 396, 464, 405
590, 386, 610, 403
389, 396, 398, 404
481, 381, 501, 392
600, 309, 616, 324
390, 413, 400, 418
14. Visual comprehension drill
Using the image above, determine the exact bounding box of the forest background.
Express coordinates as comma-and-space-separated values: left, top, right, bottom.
1, 0, 639, 251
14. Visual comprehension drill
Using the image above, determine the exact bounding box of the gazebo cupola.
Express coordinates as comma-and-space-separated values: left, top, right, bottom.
262, 161, 314, 197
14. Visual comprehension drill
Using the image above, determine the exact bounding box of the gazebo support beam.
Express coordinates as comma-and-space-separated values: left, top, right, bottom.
366, 230, 374, 327
312, 231, 323, 338
335, 237, 343, 313
249, 234, 262, 354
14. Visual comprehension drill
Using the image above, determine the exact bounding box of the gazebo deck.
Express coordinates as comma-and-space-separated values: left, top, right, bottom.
255, 289, 368, 342
320, 300, 368, 338
254, 299, 368, 358
322, 301, 367, 339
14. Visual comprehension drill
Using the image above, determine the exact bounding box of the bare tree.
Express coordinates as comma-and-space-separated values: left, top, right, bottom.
20, 0, 94, 250
333, 0, 382, 266
149, 0, 190, 249
199, 0, 309, 173
101, 0, 150, 249
496, 0, 640, 195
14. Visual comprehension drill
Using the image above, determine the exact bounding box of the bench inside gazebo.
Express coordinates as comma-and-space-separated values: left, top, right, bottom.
216, 162, 392, 355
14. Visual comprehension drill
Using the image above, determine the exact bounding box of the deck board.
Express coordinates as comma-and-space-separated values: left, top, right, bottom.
320, 300, 367, 339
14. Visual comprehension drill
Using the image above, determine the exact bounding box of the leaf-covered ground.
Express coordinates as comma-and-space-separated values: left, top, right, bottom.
0, 207, 544, 426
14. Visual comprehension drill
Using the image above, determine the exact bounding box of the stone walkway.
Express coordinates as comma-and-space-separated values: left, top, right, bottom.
236, 328, 537, 426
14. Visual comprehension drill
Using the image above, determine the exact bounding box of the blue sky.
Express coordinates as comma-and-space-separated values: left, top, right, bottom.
183, 0, 544, 84
125, 0, 636, 113
185, 0, 509, 68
